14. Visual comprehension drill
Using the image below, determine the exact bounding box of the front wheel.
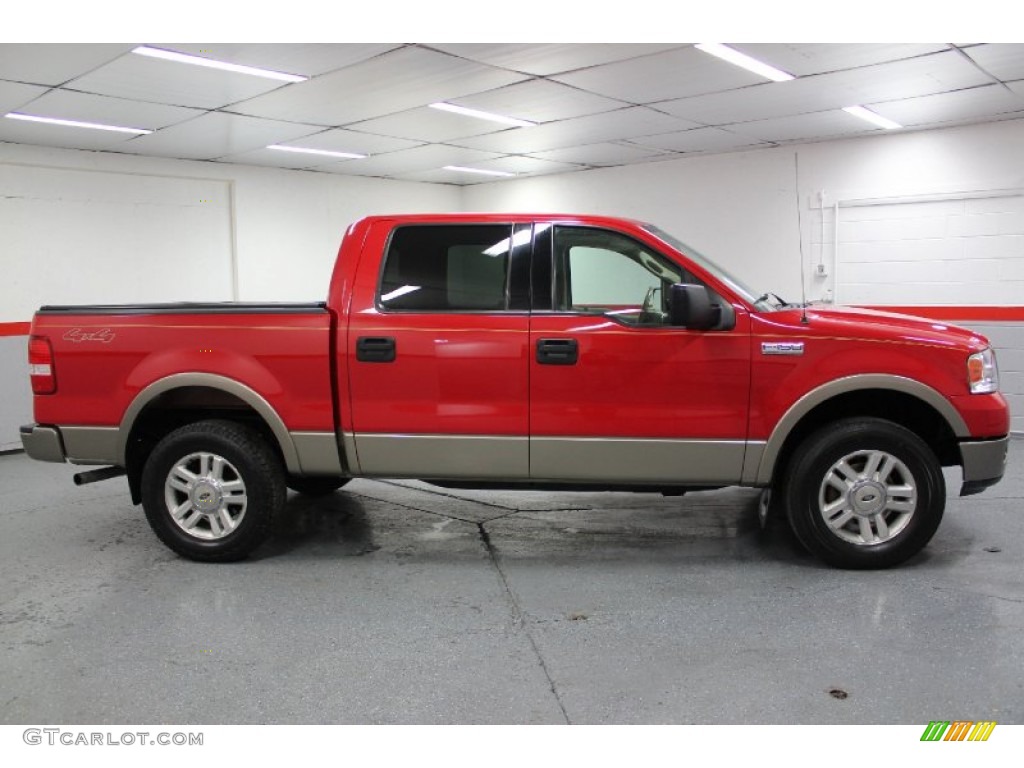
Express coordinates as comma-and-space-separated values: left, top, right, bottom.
141, 420, 286, 562
783, 418, 945, 569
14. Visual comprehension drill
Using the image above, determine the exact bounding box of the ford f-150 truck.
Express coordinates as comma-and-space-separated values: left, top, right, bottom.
20, 214, 1010, 568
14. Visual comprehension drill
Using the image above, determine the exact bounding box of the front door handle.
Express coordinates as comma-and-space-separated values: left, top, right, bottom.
356, 336, 396, 363
536, 338, 578, 365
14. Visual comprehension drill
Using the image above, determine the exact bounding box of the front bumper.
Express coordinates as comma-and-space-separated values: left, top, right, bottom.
959, 436, 1009, 496
19, 424, 67, 463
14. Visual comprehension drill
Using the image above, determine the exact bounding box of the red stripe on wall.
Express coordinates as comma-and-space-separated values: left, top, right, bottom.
856, 306, 1024, 322
0, 322, 31, 337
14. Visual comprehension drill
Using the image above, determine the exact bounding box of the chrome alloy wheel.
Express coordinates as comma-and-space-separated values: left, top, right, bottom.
163, 452, 247, 540
817, 450, 917, 546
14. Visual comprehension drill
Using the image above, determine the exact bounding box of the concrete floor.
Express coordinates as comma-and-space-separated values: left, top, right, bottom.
1, 440, 1022, 725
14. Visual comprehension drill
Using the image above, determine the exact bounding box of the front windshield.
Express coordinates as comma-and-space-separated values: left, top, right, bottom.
642, 224, 782, 312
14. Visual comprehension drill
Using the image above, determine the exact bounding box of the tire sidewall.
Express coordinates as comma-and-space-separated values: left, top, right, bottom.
786, 419, 945, 569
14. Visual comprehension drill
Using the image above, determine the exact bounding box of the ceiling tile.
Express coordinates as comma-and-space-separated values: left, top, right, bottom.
454, 107, 700, 154
346, 107, 506, 143
117, 113, 323, 160
0, 44, 136, 87
315, 144, 501, 177
552, 46, 765, 103
66, 51, 292, 110
232, 47, 526, 127
15, 89, 202, 130
963, 44, 1024, 82
156, 43, 403, 78
448, 79, 628, 122
274, 128, 421, 156
531, 142, 668, 166
427, 44, 684, 76
723, 110, 876, 143
0, 113, 140, 151
730, 44, 950, 77
659, 50, 994, 126
628, 127, 767, 154
0, 79, 49, 114
869, 84, 1024, 127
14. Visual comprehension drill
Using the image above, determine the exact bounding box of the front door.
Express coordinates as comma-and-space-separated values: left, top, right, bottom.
529, 224, 752, 484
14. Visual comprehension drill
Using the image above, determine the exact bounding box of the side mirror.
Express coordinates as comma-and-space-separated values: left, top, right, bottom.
668, 283, 718, 330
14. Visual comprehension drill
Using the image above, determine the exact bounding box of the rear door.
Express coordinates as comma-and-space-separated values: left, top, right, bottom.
346, 220, 532, 479
528, 223, 752, 484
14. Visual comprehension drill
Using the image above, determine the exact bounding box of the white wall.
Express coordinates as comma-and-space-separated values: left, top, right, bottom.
463, 118, 1024, 433
0, 142, 460, 449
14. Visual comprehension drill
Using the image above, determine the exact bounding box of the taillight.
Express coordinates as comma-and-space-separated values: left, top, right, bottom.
28, 336, 56, 394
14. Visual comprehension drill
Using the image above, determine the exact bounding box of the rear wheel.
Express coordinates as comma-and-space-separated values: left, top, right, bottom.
783, 418, 945, 569
141, 420, 285, 562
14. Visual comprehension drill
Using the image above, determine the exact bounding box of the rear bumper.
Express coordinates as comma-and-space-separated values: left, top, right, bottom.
959, 436, 1009, 496
20, 424, 67, 463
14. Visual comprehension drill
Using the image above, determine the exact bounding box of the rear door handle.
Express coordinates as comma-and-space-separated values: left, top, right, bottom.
536, 338, 578, 365
356, 336, 396, 363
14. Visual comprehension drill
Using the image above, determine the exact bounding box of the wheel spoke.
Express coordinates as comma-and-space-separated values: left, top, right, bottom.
171, 500, 192, 521
827, 509, 855, 531
221, 479, 245, 493
181, 510, 204, 530
876, 455, 896, 483
822, 497, 848, 517
199, 453, 212, 477
826, 474, 850, 494
886, 499, 915, 514
218, 508, 235, 534
857, 516, 875, 544
211, 456, 226, 481
863, 451, 884, 480
873, 514, 890, 540
168, 477, 191, 494
835, 460, 860, 482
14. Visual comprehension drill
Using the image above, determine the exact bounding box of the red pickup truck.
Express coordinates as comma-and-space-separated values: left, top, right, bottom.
20, 214, 1009, 568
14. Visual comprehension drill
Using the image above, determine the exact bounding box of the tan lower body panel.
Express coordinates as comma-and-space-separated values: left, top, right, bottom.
351, 433, 752, 485
61, 426, 120, 465
530, 437, 748, 484
290, 431, 345, 476
352, 434, 529, 479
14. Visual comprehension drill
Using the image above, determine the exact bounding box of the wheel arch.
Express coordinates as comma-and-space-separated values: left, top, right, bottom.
754, 375, 967, 487
118, 374, 301, 502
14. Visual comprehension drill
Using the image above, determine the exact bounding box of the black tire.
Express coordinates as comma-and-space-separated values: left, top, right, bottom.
141, 419, 285, 562
286, 476, 351, 496
783, 417, 945, 569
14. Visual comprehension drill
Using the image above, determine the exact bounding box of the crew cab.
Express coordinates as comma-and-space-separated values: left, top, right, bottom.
20, 214, 1010, 568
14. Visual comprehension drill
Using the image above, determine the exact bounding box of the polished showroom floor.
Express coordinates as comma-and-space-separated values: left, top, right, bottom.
1, 440, 1021, 724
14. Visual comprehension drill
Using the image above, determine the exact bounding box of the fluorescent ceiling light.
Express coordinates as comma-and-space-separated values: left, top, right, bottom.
429, 102, 536, 128
4, 112, 151, 134
695, 43, 795, 82
842, 106, 902, 130
133, 46, 307, 83
267, 144, 366, 160
443, 165, 516, 177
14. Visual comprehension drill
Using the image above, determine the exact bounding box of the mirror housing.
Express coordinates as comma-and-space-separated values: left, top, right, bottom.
668, 283, 719, 330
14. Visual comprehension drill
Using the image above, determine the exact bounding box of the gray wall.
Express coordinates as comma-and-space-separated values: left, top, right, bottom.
0, 336, 31, 452
964, 322, 1024, 435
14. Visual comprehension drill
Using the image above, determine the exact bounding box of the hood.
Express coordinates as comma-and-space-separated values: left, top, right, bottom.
768, 306, 989, 351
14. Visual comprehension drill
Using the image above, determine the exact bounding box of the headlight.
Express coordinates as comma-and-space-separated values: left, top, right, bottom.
967, 348, 999, 394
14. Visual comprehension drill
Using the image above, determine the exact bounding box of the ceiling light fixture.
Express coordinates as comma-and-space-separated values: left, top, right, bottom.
4, 112, 151, 134
443, 165, 516, 177
695, 43, 795, 82
267, 144, 366, 160
133, 46, 307, 83
429, 102, 537, 128
842, 106, 902, 130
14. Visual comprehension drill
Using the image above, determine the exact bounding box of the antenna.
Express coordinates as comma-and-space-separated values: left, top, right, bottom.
794, 152, 809, 324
